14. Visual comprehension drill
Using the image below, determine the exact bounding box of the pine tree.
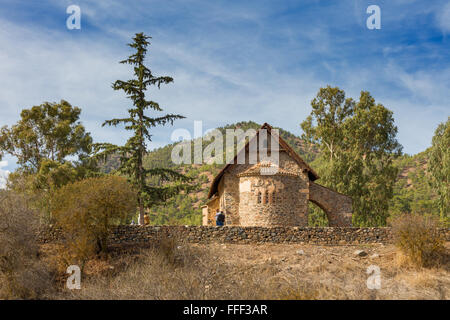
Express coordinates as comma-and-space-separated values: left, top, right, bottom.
94, 33, 191, 225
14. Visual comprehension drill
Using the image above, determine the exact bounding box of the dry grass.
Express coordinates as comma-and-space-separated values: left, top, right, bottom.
46, 239, 449, 300
58, 238, 274, 300
390, 214, 447, 268
2, 201, 448, 301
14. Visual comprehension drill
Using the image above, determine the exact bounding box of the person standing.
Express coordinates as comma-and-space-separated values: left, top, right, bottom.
143, 213, 150, 226
215, 209, 225, 226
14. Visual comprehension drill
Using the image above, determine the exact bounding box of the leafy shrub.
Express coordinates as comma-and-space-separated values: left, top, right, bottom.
52, 176, 137, 269
390, 214, 446, 268
0, 191, 53, 299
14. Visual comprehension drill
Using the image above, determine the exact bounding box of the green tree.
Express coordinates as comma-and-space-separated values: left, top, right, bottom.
93, 33, 190, 225
0, 100, 92, 172
0, 101, 96, 221
301, 86, 402, 226
428, 117, 450, 223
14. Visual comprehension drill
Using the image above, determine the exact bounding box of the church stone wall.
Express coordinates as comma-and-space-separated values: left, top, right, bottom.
222, 172, 241, 225
217, 150, 310, 226
309, 182, 352, 227
238, 174, 309, 226
204, 139, 354, 227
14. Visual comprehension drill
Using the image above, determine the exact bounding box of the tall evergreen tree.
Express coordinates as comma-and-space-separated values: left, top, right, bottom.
94, 33, 190, 225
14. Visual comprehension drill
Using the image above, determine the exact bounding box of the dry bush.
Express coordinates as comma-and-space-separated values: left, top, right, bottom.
390, 214, 447, 268
51, 176, 137, 270
0, 191, 54, 299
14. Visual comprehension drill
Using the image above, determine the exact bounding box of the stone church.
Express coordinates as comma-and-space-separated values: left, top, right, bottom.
202, 123, 352, 227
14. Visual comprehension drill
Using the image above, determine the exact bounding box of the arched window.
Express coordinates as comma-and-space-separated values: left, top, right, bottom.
269, 191, 274, 204
265, 190, 269, 204
257, 191, 262, 204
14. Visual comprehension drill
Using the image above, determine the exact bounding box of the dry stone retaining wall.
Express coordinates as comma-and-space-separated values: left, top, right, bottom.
38, 225, 450, 245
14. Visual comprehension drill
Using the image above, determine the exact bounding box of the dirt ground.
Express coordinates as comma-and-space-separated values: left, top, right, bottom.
187, 242, 450, 299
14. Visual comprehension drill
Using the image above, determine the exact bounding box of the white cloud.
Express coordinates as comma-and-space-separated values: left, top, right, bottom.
0, 14, 323, 155
383, 63, 450, 106
436, 2, 450, 34
0, 18, 133, 143
0, 0, 449, 165
0, 161, 10, 189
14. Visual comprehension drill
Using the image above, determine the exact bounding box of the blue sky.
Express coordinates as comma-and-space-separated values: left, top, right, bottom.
0, 0, 449, 181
